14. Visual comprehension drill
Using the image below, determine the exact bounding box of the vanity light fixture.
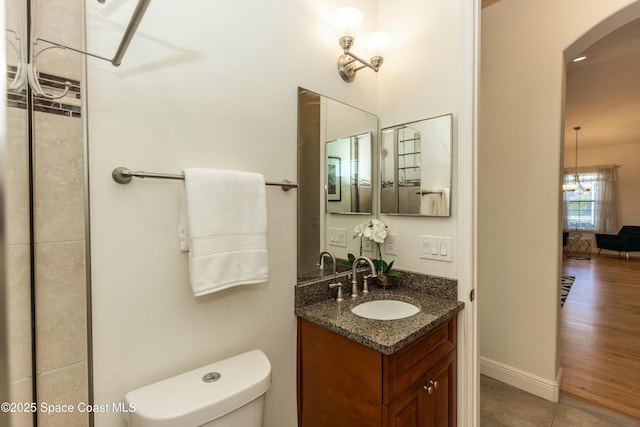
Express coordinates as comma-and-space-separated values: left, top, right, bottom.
563, 126, 592, 193
335, 7, 390, 83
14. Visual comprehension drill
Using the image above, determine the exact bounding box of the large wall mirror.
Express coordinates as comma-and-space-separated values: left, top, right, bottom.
297, 88, 377, 281
380, 114, 452, 216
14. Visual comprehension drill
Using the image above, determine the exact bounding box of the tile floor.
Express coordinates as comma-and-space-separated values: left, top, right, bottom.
481, 376, 640, 426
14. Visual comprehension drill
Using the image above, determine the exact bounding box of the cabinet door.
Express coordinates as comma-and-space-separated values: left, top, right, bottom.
386, 349, 457, 427
298, 318, 383, 427
425, 350, 457, 427
385, 381, 425, 427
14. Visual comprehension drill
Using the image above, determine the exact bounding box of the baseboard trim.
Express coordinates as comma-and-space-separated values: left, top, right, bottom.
480, 357, 561, 402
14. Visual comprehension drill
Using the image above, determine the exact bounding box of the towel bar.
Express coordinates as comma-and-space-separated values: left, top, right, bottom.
112, 167, 298, 191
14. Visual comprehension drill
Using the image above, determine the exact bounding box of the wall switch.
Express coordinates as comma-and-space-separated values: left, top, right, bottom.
420, 235, 452, 262
362, 239, 373, 252
328, 228, 347, 248
422, 238, 431, 255
439, 237, 452, 261
431, 242, 439, 255
384, 233, 398, 256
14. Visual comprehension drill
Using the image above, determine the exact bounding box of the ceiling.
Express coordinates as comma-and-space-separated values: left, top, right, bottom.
565, 18, 640, 150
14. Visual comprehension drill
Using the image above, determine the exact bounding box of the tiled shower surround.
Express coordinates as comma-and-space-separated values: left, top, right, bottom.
5, 1, 89, 425
7, 66, 82, 118
6, 67, 89, 427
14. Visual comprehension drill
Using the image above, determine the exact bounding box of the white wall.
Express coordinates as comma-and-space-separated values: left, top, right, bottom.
378, 1, 478, 424
377, 0, 460, 279
480, 0, 640, 400
85, 1, 379, 426
86, 0, 474, 426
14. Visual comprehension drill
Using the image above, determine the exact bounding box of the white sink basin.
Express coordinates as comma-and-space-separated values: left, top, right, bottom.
351, 299, 420, 320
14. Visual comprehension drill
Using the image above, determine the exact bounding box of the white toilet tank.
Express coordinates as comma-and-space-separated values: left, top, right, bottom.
123, 349, 271, 427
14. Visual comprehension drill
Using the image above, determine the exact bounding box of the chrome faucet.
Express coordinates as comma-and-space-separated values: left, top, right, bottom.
317, 251, 337, 275
350, 256, 377, 298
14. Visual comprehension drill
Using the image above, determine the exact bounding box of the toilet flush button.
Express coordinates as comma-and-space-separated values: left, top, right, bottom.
202, 372, 221, 383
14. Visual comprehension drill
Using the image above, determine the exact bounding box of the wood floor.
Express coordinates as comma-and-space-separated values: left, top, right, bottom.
561, 252, 640, 420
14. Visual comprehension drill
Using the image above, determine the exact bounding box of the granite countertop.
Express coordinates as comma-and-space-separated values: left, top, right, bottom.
295, 272, 464, 355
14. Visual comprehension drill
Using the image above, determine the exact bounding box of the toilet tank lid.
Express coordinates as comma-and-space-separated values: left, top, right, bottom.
125, 349, 271, 426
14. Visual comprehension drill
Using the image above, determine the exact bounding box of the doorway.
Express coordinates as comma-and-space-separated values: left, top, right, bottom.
560, 18, 640, 419
479, 0, 640, 417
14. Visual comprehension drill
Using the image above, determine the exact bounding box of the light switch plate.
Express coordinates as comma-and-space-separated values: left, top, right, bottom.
328, 228, 347, 248
420, 235, 452, 262
362, 239, 373, 252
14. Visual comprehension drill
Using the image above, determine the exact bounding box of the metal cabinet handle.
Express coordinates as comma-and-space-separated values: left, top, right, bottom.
431, 380, 439, 389
423, 385, 434, 395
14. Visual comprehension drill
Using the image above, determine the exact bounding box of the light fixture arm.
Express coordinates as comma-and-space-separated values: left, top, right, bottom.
339, 37, 380, 72
337, 36, 384, 83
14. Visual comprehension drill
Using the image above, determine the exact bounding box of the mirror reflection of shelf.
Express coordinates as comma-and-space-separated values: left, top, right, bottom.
380, 113, 452, 217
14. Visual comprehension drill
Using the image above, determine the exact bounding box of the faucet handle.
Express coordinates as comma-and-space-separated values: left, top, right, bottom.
328, 282, 344, 302
362, 274, 374, 294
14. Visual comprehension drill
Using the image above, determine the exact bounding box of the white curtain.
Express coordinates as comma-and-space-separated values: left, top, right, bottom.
594, 166, 619, 234
562, 165, 619, 234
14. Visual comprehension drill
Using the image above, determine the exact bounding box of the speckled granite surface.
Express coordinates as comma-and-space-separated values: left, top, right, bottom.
295, 270, 464, 355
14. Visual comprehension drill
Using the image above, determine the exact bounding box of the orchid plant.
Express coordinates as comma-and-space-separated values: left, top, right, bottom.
342, 219, 401, 278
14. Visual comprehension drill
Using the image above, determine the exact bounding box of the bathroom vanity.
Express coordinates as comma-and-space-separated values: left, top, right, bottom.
295, 272, 463, 427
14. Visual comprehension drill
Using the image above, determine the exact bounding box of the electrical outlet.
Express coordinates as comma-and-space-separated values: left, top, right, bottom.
384, 233, 398, 256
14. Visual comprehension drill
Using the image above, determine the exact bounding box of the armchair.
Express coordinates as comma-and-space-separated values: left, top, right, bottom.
595, 226, 640, 260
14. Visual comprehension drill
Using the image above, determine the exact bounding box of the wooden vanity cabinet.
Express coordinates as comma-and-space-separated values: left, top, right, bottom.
385, 350, 457, 427
297, 317, 457, 427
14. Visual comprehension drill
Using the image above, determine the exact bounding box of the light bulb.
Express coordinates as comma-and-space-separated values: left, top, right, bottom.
367, 31, 391, 58
334, 7, 364, 38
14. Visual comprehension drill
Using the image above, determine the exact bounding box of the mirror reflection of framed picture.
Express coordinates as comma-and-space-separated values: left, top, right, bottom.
327, 156, 341, 201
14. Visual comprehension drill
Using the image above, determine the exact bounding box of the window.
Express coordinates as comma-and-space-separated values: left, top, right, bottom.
564, 172, 597, 231
563, 167, 619, 234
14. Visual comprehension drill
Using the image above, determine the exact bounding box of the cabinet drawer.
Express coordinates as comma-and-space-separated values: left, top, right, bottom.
383, 318, 456, 404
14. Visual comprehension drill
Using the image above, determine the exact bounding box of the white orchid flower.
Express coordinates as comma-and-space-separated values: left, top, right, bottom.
371, 227, 387, 243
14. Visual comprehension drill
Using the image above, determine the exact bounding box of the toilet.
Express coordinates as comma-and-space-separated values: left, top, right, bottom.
123, 349, 271, 427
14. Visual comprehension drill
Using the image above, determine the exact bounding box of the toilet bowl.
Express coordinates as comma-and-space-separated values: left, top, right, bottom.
123, 349, 271, 427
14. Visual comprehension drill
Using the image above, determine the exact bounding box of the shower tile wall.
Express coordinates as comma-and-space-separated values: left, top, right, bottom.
6, 100, 33, 427
33, 1, 88, 424
6, 1, 88, 426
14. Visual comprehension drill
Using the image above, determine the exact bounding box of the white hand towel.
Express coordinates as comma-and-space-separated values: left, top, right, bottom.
179, 168, 268, 296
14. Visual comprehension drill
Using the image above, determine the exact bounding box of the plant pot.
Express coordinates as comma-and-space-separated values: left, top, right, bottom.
377, 274, 392, 287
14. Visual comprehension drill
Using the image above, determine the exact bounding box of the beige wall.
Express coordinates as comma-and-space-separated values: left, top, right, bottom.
480, 0, 640, 400
85, 0, 473, 426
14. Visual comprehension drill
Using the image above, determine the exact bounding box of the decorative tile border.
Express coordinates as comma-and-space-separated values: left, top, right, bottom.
6, 65, 82, 118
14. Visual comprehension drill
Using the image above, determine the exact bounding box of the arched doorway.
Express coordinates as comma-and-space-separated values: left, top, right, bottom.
479, 0, 640, 420
560, 12, 640, 420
